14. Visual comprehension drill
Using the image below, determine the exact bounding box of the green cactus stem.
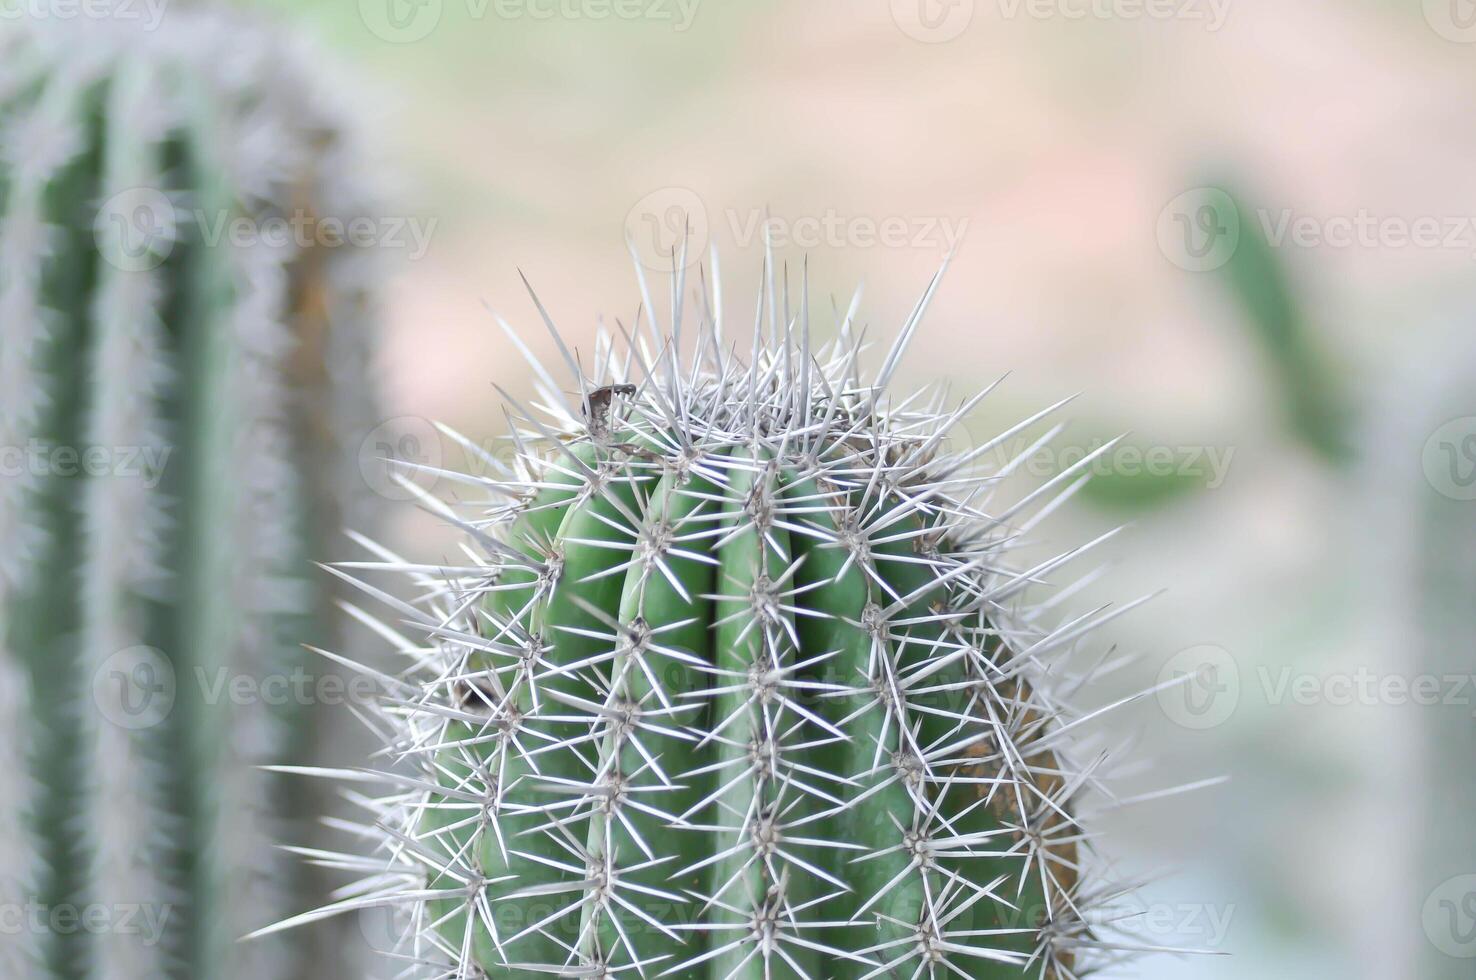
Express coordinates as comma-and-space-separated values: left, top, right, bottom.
273, 254, 1197, 979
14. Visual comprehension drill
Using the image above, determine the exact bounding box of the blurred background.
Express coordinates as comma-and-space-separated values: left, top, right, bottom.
5, 0, 1476, 978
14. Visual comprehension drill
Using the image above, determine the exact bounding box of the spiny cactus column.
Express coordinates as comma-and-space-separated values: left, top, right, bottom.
0, 657, 44, 980
0, 11, 383, 980
82, 58, 182, 980
0, 37, 107, 980
278, 258, 1185, 978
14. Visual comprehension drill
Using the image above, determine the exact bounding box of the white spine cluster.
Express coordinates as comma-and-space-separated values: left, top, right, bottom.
0, 47, 98, 980
208, 229, 305, 980
82, 60, 181, 980
0, 657, 43, 980
166, 14, 389, 978
0, 58, 89, 593
276, 255, 1212, 978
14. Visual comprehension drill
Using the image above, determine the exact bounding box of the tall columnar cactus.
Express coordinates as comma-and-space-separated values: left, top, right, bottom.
279, 259, 1181, 978
0, 11, 382, 980
0, 656, 43, 980
1363, 331, 1476, 979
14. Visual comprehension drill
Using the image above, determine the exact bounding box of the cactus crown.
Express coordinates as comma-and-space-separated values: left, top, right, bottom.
282, 256, 1168, 978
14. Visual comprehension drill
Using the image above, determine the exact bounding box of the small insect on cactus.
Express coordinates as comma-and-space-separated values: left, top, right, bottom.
277, 257, 1182, 977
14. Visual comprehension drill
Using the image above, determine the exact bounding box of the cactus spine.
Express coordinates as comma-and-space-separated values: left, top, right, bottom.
0, 11, 382, 980
283, 258, 1181, 978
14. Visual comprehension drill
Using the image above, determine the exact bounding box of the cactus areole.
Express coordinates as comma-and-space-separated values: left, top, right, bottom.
284, 262, 1161, 978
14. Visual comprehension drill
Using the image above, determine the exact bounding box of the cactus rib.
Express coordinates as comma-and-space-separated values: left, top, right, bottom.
83, 59, 179, 980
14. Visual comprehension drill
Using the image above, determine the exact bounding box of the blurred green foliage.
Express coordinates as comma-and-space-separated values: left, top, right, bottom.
1207, 181, 1353, 467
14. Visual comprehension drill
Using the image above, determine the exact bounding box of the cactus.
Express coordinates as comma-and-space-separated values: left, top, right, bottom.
0, 656, 44, 980
277, 257, 1185, 978
1359, 330, 1476, 979
0, 11, 382, 980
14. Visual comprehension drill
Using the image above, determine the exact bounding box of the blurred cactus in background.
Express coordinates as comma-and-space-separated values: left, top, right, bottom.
0, 656, 44, 979
0, 8, 382, 980
1211, 179, 1476, 977
1367, 332, 1476, 980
